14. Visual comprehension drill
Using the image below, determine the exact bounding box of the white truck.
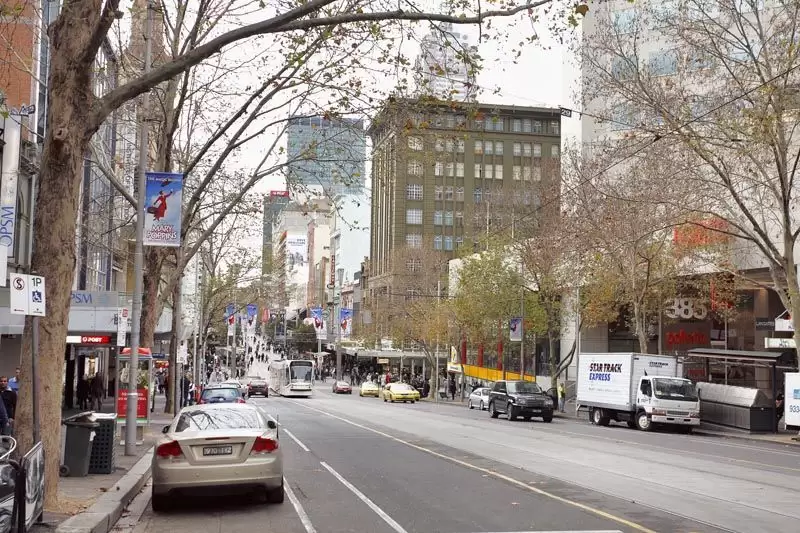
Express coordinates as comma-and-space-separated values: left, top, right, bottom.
576, 353, 701, 432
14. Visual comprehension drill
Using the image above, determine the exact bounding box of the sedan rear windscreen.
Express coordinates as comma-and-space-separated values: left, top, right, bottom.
174, 408, 263, 432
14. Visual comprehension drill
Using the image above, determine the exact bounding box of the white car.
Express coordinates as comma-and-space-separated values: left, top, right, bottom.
222, 379, 248, 398
151, 403, 283, 511
468, 387, 491, 410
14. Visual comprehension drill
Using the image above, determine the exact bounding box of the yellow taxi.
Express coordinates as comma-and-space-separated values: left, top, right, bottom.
359, 381, 380, 397
381, 383, 420, 403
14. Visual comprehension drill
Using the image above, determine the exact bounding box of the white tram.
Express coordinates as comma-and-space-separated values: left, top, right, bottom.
269, 359, 314, 397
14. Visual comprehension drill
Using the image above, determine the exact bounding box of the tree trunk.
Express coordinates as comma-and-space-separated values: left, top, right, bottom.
633, 303, 650, 354
168, 272, 183, 414
140, 247, 166, 347
15, 62, 98, 509
548, 336, 558, 379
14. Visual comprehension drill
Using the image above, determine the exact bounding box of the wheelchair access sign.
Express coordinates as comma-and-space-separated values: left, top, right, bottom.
9, 274, 46, 316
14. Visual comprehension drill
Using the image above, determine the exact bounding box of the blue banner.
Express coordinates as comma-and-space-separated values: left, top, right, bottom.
247, 304, 257, 317
225, 304, 235, 318
143, 172, 183, 247
339, 308, 353, 339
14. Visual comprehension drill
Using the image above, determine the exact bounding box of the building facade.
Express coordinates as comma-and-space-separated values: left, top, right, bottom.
329, 191, 370, 285
286, 115, 367, 196
368, 99, 562, 294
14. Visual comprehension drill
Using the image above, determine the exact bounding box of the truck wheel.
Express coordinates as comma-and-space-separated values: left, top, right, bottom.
635, 411, 652, 431
591, 407, 610, 426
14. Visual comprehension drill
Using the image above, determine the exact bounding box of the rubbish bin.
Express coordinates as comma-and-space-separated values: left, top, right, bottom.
89, 413, 117, 474
62, 414, 99, 477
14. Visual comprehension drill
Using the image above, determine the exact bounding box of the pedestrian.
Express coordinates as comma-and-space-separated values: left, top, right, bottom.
0, 376, 16, 436
558, 382, 566, 412
90, 372, 104, 411
8, 368, 20, 393
0, 395, 9, 437
449, 378, 456, 401
76, 375, 90, 410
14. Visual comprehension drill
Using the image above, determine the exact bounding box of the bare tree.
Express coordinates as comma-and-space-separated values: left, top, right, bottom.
577, 1, 800, 348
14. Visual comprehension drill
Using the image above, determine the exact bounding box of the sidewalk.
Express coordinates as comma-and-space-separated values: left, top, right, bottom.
33, 395, 174, 533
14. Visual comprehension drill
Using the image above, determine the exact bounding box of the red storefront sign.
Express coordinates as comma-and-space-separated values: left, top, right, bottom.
81, 335, 112, 344
116, 389, 149, 419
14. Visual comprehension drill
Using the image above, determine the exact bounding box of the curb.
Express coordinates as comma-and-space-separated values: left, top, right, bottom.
56, 448, 154, 533
691, 428, 800, 446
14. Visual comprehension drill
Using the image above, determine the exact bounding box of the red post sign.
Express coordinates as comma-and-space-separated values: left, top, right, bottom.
116, 388, 149, 419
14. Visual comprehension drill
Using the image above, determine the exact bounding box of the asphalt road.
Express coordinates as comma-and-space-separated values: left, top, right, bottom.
130, 383, 800, 533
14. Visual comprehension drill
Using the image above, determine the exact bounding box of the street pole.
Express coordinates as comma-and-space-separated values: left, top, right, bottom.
520, 260, 525, 379
126, 0, 153, 456
27, 171, 40, 443
192, 256, 200, 391
434, 279, 440, 404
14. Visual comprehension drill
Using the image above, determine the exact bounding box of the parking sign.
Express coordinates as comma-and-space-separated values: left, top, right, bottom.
9, 274, 46, 316
29, 275, 46, 316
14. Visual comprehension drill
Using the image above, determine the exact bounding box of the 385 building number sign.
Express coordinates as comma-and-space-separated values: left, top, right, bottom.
664, 298, 708, 321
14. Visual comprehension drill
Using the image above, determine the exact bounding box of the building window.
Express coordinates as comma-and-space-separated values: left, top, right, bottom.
484, 141, 494, 155
489, 116, 504, 131
456, 236, 464, 248
513, 165, 522, 180
408, 136, 424, 151
532, 120, 542, 133
445, 186, 454, 200
434, 235, 443, 250
455, 187, 464, 201
406, 258, 422, 272
435, 139, 445, 152
474, 188, 482, 203
455, 211, 464, 226
474, 163, 483, 178
484, 164, 494, 179
445, 139, 455, 152
434, 211, 443, 225
408, 160, 423, 175
406, 184, 423, 200
446, 162, 454, 177
533, 143, 542, 157
522, 166, 531, 181
444, 236, 454, 250
551, 145, 560, 157
474, 140, 483, 154
474, 117, 484, 130
495, 165, 503, 180
495, 141, 504, 155
456, 162, 464, 177
523, 143, 532, 157
611, 56, 636, 81
532, 166, 542, 181
456, 139, 465, 153
522, 118, 532, 133
444, 211, 454, 226
406, 234, 422, 248
406, 208, 423, 225
613, 9, 636, 34
435, 162, 444, 176
513, 142, 522, 156
435, 185, 444, 200
512, 119, 522, 132
551, 121, 560, 135
649, 50, 678, 76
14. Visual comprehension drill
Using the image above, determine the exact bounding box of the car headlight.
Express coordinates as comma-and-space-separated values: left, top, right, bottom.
688, 411, 700, 418
652, 409, 667, 416
544, 398, 553, 406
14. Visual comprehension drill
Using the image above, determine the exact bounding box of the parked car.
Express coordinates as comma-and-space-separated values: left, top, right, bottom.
198, 385, 246, 405
468, 387, 491, 410
151, 403, 283, 511
488, 380, 553, 422
222, 379, 248, 399
332, 381, 352, 394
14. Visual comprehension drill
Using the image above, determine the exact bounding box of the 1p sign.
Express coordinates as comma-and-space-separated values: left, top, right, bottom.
8, 274, 46, 316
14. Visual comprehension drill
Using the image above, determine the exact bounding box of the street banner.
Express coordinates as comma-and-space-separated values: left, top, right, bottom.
143, 172, 183, 247
447, 345, 462, 373
340, 308, 353, 339
262, 307, 270, 323
225, 304, 235, 318
311, 307, 327, 340
227, 313, 235, 337
509, 317, 523, 342
246, 304, 258, 330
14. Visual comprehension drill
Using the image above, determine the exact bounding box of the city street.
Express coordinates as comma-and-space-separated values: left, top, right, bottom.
130, 385, 800, 533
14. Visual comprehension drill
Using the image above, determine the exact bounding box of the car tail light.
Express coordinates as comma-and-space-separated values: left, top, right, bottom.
197, 399, 205, 404
156, 441, 183, 458
251, 437, 278, 454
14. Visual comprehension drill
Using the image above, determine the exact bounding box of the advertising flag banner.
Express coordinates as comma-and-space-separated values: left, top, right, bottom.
225, 304, 235, 318
246, 304, 258, 329
311, 307, 327, 340
143, 172, 184, 247
227, 313, 235, 337
261, 307, 270, 323
509, 317, 523, 342
340, 308, 353, 339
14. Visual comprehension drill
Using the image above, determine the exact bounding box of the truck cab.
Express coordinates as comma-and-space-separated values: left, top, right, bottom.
635, 376, 700, 431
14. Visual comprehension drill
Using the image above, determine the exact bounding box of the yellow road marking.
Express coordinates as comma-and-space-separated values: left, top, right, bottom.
287, 400, 657, 533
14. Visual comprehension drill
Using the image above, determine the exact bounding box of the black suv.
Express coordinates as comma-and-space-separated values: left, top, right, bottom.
488, 380, 554, 422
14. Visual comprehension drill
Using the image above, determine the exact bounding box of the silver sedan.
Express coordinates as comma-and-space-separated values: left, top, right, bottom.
151, 403, 283, 511
468, 387, 491, 410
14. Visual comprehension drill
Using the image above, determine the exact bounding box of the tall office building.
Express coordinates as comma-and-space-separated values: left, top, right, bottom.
286, 115, 367, 196
368, 99, 562, 294
414, 22, 478, 102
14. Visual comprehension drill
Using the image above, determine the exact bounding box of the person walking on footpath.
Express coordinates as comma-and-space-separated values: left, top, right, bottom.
8, 368, 20, 393
90, 372, 105, 411
0, 376, 16, 436
558, 382, 566, 413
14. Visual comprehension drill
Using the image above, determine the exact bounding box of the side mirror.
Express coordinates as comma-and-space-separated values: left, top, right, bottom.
161, 425, 170, 434
267, 420, 277, 430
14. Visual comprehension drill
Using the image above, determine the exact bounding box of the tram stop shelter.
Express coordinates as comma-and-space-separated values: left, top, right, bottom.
686, 348, 796, 433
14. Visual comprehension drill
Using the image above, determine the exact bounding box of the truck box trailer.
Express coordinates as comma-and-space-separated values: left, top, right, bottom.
576, 353, 701, 431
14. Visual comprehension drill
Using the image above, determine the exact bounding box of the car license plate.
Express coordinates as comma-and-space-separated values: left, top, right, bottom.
203, 446, 233, 456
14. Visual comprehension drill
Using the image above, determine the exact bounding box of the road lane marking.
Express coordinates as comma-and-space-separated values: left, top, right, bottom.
289, 401, 656, 533
458, 531, 623, 533
284, 428, 311, 452
285, 476, 317, 533
319, 461, 409, 533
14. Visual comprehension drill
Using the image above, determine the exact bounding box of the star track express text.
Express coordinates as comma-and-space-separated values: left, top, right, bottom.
588, 362, 623, 381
